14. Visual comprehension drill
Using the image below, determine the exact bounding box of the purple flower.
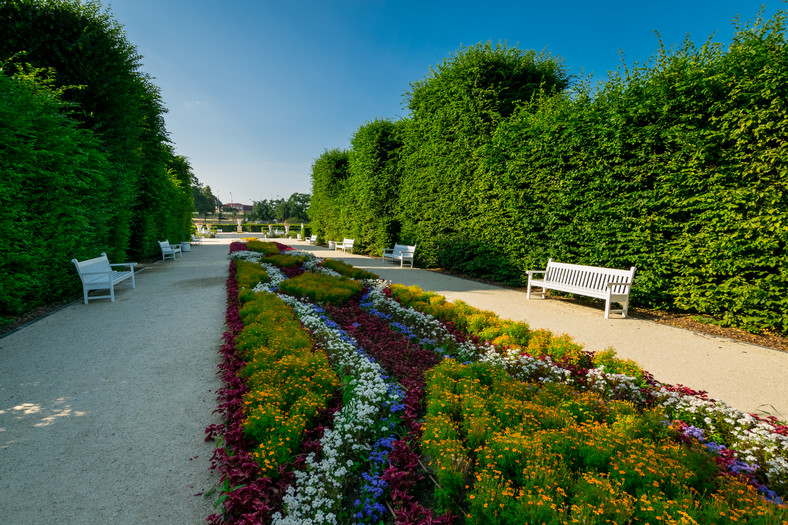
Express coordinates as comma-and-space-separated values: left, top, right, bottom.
683, 425, 705, 441
704, 441, 725, 455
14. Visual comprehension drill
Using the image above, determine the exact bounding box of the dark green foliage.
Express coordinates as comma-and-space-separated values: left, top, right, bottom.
0, 0, 146, 257
309, 121, 405, 252
480, 13, 788, 333
432, 236, 521, 283
251, 193, 310, 223
398, 42, 570, 271
0, 69, 113, 319
344, 119, 406, 253
308, 148, 350, 243
193, 184, 219, 220
308, 13, 788, 335
0, 0, 194, 322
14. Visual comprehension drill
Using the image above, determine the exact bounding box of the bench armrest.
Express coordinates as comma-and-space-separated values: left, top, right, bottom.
109, 262, 137, 269
382, 249, 394, 255
526, 270, 546, 277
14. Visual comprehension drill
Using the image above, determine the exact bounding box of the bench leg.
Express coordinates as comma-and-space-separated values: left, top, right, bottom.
526, 284, 545, 300
83, 287, 89, 304
110, 284, 115, 303
604, 299, 611, 319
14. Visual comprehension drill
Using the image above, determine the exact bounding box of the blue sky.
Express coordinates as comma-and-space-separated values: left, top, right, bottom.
107, 0, 779, 205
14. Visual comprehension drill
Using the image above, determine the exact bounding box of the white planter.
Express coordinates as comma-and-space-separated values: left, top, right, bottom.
180, 242, 191, 252
328, 241, 336, 250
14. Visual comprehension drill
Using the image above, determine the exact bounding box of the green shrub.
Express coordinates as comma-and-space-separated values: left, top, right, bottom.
246, 240, 280, 255
322, 258, 378, 280
265, 254, 306, 268
278, 272, 363, 304
234, 260, 269, 290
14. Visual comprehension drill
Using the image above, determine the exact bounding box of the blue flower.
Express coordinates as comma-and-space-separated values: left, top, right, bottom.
730, 459, 758, 475
758, 485, 785, 506
704, 442, 725, 454
683, 425, 705, 441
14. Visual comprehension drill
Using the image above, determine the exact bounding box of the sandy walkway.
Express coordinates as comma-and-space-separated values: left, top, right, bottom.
0, 240, 229, 524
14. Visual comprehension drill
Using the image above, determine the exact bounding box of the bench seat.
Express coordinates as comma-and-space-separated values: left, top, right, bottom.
158, 240, 181, 261
335, 238, 354, 253
72, 253, 137, 304
526, 259, 636, 318
382, 243, 416, 267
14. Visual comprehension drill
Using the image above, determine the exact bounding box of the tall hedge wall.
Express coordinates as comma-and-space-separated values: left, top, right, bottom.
308, 14, 788, 335
0, 70, 114, 316
0, 0, 194, 326
308, 119, 405, 253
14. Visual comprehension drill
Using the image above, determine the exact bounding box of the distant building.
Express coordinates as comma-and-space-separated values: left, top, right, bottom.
223, 202, 253, 213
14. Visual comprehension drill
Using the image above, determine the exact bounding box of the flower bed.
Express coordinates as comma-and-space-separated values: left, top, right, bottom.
207, 241, 787, 523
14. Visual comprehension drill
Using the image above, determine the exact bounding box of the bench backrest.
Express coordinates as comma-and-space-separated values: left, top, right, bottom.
159, 240, 175, 251
73, 253, 112, 282
545, 259, 635, 294
391, 244, 416, 256
343, 238, 354, 245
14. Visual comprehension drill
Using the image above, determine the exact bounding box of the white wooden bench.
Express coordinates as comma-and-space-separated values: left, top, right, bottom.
307, 235, 317, 244
335, 238, 355, 253
72, 253, 137, 304
158, 240, 181, 261
526, 259, 636, 318
382, 243, 416, 267
191, 234, 202, 245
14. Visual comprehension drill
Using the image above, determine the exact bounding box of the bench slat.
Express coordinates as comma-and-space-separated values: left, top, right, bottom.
72, 253, 136, 304
158, 240, 181, 261
382, 243, 416, 267
527, 258, 636, 318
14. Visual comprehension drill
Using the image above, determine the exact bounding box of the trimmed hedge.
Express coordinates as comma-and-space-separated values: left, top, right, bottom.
308, 14, 788, 335
0, 1, 194, 326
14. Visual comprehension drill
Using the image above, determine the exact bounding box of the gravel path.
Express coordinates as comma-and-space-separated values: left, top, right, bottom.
1, 240, 229, 524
